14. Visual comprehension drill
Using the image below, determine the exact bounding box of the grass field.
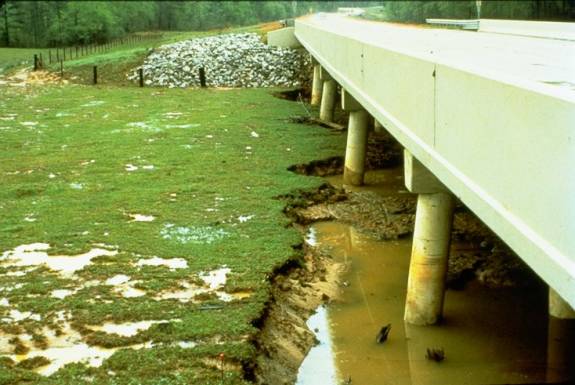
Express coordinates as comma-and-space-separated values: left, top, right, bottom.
0, 80, 345, 384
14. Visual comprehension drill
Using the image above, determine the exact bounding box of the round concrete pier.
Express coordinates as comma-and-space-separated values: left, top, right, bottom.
319, 79, 336, 122
311, 64, 323, 106
343, 109, 369, 186
404, 192, 454, 325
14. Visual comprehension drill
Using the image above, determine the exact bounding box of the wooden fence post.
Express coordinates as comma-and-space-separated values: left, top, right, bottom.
93, 66, 98, 85
199, 67, 207, 88
139, 68, 144, 87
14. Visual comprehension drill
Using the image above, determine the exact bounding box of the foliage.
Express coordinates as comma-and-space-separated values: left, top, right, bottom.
368, 0, 574, 24
0, 1, 374, 48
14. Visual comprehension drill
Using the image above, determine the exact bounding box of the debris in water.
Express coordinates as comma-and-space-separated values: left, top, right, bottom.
376, 324, 391, 344
426, 347, 445, 362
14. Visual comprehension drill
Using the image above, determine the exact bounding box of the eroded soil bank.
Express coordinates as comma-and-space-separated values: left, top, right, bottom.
254, 130, 558, 384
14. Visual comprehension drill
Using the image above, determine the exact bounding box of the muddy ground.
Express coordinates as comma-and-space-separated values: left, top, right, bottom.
253, 130, 539, 384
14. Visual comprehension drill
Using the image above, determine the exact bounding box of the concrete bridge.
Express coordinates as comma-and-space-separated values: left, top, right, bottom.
271, 14, 575, 325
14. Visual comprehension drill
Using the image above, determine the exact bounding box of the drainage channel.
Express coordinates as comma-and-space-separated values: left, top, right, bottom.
295, 169, 565, 385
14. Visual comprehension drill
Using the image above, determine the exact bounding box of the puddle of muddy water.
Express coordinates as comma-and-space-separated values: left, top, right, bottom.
295, 306, 338, 385
1, 312, 160, 376
299, 220, 558, 385
325, 168, 408, 196
1, 243, 117, 277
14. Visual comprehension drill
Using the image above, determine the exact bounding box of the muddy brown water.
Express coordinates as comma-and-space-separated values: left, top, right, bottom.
296, 170, 572, 385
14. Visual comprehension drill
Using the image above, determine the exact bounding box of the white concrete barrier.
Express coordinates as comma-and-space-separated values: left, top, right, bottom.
479, 19, 575, 41
267, 27, 301, 48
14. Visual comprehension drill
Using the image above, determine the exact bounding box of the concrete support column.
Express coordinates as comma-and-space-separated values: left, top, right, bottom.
343, 110, 369, 185
341, 89, 368, 186
403, 150, 454, 325
311, 64, 323, 106
319, 79, 336, 122
404, 192, 454, 325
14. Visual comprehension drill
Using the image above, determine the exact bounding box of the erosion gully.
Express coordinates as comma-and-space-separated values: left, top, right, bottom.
294, 167, 571, 385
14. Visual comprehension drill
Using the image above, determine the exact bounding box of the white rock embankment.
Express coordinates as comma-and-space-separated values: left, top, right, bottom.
128, 33, 310, 88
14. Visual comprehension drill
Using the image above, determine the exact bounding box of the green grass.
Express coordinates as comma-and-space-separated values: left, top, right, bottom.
0, 84, 345, 384
0, 48, 51, 74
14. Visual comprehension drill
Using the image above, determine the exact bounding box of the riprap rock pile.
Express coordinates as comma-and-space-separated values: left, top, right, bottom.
128, 33, 310, 88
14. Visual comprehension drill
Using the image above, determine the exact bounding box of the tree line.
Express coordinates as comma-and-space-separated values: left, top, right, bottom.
383, 0, 575, 24
0, 1, 373, 48
2, 1, 573, 48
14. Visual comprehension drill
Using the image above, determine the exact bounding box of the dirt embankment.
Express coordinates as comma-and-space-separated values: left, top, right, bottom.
253, 133, 539, 384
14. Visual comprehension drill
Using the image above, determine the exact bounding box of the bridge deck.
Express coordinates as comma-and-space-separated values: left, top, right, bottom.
295, 14, 575, 306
